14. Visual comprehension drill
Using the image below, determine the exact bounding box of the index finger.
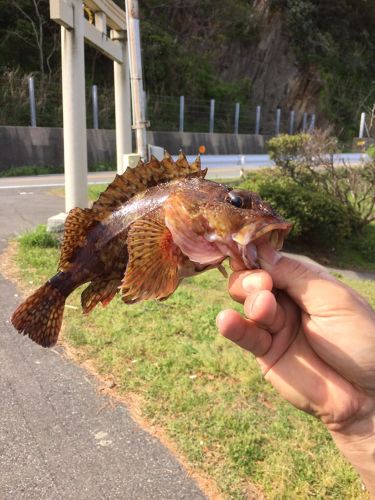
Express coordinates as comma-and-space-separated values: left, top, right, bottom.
228, 269, 273, 303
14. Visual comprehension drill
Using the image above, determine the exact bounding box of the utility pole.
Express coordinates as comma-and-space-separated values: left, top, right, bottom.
125, 0, 148, 160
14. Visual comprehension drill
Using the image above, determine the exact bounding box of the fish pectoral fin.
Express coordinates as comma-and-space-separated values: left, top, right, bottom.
121, 215, 184, 303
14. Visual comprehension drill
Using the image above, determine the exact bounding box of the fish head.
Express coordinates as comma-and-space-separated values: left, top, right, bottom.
164, 179, 292, 270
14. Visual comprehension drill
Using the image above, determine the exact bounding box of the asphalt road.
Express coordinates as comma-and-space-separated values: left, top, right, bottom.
0, 188, 207, 500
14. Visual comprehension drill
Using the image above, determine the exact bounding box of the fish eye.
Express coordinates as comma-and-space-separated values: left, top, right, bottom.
227, 191, 243, 208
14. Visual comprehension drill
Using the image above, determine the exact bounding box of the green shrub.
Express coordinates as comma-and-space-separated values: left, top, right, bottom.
19, 225, 59, 249
0, 165, 64, 177
268, 134, 310, 165
267, 132, 375, 232
240, 171, 354, 245
367, 144, 375, 159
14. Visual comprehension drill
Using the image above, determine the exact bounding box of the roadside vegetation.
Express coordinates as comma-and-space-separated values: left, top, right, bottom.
241, 132, 375, 271
0, 162, 115, 177
13, 224, 374, 499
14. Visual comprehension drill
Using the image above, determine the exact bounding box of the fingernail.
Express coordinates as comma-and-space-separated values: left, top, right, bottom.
216, 311, 225, 328
242, 273, 264, 292
258, 244, 282, 269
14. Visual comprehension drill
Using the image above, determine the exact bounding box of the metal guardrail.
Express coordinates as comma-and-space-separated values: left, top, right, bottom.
175, 153, 371, 169
0, 153, 370, 188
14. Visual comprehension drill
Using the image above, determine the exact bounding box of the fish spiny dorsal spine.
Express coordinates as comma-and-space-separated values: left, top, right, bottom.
91, 150, 203, 216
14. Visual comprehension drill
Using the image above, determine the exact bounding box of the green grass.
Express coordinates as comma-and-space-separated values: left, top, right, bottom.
0, 165, 65, 177
0, 162, 115, 178
13, 225, 373, 499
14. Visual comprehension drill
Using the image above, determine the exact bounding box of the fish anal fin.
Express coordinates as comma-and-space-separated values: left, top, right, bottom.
59, 207, 95, 271
121, 215, 184, 303
81, 279, 120, 314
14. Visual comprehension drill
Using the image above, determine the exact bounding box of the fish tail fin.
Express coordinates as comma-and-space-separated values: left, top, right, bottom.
11, 282, 66, 347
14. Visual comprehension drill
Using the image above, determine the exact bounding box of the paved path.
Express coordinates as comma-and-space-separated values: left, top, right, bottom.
283, 252, 375, 282
0, 188, 207, 500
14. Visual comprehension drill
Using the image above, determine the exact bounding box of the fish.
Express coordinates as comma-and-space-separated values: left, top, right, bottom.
11, 152, 292, 347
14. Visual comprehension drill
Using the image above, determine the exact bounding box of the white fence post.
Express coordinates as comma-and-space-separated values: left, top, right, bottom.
92, 84, 99, 129
302, 112, 308, 132
255, 105, 261, 135
28, 76, 37, 127
309, 113, 316, 132
179, 95, 185, 132
359, 112, 366, 138
209, 99, 215, 133
234, 102, 240, 134
275, 108, 281, 135
289, 110, 295, 135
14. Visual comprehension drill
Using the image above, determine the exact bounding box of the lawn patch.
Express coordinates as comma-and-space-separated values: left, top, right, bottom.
12, 226, 370, 499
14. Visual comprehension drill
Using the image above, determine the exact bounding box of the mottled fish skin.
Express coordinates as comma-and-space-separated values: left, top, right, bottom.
11, 154, 292, 347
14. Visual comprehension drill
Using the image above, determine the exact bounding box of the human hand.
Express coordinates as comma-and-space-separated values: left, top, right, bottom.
216, 243, 375, 493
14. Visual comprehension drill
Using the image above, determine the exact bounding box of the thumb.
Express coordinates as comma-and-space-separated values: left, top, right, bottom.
257, 243, 339, 312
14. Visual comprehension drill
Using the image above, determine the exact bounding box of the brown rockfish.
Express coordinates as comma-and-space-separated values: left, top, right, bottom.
11, 152, 291, 347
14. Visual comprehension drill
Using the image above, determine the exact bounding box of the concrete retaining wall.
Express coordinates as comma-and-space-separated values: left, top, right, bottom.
0, 126, 117, 170
147, 131, 271, 155
0, 126, 270, 171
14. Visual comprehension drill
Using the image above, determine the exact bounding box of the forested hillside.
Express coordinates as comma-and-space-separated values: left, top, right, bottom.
0, 0, 374, 138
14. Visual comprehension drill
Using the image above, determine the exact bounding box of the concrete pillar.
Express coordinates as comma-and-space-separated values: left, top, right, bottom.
61, 0, 88, 211
113, 32, 132, 174
125, 0, 147, 160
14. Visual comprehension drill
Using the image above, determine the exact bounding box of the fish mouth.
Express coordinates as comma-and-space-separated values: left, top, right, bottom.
232, 222, 292, 269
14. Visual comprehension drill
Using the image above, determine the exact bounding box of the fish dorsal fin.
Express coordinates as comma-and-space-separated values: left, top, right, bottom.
59, 151, 204, 271
91, 151, 205, 217
59, 207, 95, 271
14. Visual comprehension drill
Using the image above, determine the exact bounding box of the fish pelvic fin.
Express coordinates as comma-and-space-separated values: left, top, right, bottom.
11, 283, 65, 347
